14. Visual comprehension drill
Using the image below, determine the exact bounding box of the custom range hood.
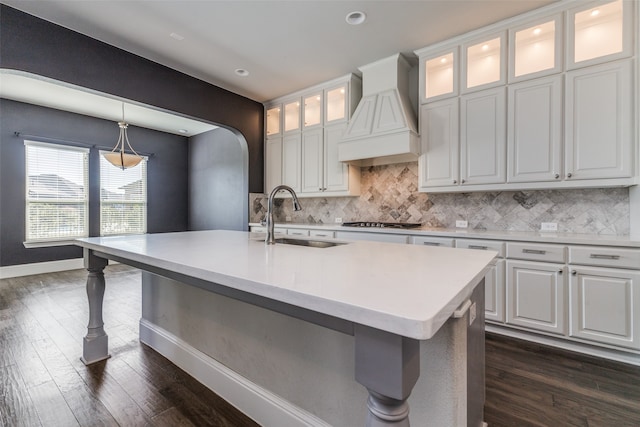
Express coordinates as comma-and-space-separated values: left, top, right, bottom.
339, 53, 419, 166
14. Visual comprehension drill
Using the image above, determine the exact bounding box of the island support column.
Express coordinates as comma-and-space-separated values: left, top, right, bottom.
81, 248, 110, 365
355, 324, 420, 426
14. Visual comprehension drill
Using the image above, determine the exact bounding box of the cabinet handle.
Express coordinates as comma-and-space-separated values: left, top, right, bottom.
572, 270, 577, 275
554, 173, 560, 179
522, 249, 546, 255
589, 254, 621, 260
468, 245, 488, 250
567, 173, 572, 178
423, 242, 441, 246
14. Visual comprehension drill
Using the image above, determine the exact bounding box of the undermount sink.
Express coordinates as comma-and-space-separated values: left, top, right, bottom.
274, 238, 347, 248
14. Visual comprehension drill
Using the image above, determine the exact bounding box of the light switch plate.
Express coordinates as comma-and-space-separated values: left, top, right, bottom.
456, 220, 468, 228
335, 217, 343, 223
540, 222, 558, 232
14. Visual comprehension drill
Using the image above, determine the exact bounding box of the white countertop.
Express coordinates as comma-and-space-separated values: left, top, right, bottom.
250, 223, 640, 247
76, 230, 496, 340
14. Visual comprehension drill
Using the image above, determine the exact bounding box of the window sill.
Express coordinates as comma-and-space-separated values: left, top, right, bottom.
23, 240, 82, 249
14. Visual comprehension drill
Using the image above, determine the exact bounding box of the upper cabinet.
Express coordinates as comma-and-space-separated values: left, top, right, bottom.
461, 32, 507, 93
283, 98, 301, 133
415, 0, 637, 193
265, 105, 281, 137
303, 92, 322, 129
567, 0, 633, 70
509, 14, 562, 82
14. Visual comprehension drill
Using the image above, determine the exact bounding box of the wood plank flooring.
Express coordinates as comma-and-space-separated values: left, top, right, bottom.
1, 265, 639, 426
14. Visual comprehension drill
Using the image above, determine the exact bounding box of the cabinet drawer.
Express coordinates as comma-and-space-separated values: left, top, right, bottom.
457, 239, 505, 257
569, 246, 640, 270
335, 231, 409, 244
507, 242, 566, 263
412, 236, 455, 247
286, 228, 310, 237
309, 230, 335, 239
251, 226, 286, 235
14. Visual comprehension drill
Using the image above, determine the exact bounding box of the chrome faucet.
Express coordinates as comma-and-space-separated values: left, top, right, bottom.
265, 185, 302, 244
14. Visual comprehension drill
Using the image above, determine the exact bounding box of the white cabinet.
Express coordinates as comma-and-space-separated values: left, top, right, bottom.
569, 266, 640, 350
507, 75, 563, 183
420, 47, 459, 103
506, 260, 566, 335
485, 259, 506, 323
301, 125, 360, 196
265, 137, 282, 194
411, 236, 455, 247
565, 59, 633, 180
282, 133, 302, 192
509, 14, 562, 82
335, 231, 409, 244
566, 0, 633, 70
419, 98, 459, 188
460, 87, 506, 185
283, 99, 301, 133
303, 92, 322, 129
265, 105, 281, 137
462, 32, 507, 92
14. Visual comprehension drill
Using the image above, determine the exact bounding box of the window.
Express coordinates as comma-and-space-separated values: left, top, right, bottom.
100, 152, 147, 236
25, 141, 89, 242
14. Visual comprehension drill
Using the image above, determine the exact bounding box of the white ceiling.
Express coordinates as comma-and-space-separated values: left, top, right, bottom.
2, 0, 558, 103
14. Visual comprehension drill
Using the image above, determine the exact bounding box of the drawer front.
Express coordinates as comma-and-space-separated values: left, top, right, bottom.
507, 242, 566, 263
569, 246, 640, 270
335, 231, 409, 244
309, 230, 335, 239
412, 236, 455, 247
251, 226, 286, 235
457, 239, 505, 257
286, 228, 310, 237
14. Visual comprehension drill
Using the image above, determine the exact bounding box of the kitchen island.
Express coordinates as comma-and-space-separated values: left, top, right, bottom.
76, 230, 496, 426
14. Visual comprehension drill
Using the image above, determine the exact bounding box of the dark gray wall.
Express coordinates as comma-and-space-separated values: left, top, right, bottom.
0, 4, 264, 193
0, 99, 189, 266
189, 128, 248, 232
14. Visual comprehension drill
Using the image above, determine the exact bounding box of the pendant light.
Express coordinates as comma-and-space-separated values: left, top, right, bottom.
103, 103, 143, 170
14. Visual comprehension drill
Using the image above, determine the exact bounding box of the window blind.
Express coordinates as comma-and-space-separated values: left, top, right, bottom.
24, 141, 89, 242
99, 152, 147, 236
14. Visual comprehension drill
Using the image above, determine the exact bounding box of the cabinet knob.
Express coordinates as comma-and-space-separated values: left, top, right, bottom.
554, 173, 560, 179
461, 179, 466, 184
571, 270, 577, 276
453, 180, 457, 184
567, 173, 572, 178
558, 270, 563, 274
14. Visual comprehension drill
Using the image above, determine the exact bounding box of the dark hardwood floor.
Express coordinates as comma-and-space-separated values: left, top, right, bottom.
1, 265, 639, 426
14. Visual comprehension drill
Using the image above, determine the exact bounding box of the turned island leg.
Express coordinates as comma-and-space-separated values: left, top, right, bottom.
80, 248, 110, 365
355, 324, 420, 426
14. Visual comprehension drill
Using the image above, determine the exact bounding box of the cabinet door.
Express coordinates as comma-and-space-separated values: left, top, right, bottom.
265, 105, 281, 137
265, 137, 283, 194
486, 259, 506, 323
506, 260, 566, 334
421, 47, 458, 103
301, 128, 324, 193
303, 93, 322, 129
419, 99, 459, 188
460, 87, 506, 185
565, 60, 633, 180
283, 99, 301, 133
507, 76, 562, 183
324, 124, 350, 193
509, 14, 562, 83
570, 266, 640, 350
462, 32, 507, 93
282, 133, 302, 192
324, 84, 348, 125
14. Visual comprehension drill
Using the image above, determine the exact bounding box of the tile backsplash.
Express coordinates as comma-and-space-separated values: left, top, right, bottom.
251, 162, 630, 235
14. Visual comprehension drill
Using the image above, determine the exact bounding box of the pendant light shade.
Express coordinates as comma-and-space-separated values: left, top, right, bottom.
104, 104, 143, 170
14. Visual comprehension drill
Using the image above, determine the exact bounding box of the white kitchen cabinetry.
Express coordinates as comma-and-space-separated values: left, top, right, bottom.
565, 59, 633, 180
411, 236, 455, 247
282, 133, 302, 192
335, 231, 409, 244
420, 47, 458, 103
506, 260, 567, 335
507, 75, 563, 183
265, 105, 281, 137
265, 137, 283, 194
301, 128, 324, 193
460, 87, 506, 185
566, 0, 633, 70
418, 98, 459, 189
283, 99, 301, 134
509, 14, 562, 83
303, 92, 322, 130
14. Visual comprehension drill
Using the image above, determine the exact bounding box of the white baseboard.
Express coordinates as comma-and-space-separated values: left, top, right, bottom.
139, 318, 331, 427
0, 258, 84, 279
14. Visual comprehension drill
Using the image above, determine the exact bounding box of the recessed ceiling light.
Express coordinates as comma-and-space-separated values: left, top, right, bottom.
346, 11, 366, 25
169, 32, 184, 41
235, 68, 249, 77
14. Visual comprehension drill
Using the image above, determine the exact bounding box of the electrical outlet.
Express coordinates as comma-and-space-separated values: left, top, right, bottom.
335, 217, 343, 223
285, 216, 292, 222
540, 222, 558, 232
456, 220, 468, 228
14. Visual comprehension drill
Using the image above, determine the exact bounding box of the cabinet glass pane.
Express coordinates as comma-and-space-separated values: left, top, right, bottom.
574, 0, 623, 63
425, 53, 454, 98
514, 21, 555, 77
467, 37, 501, 88
266, 106, 280, 136
304, 94, 322, 127
326, 86, 346, 122
284, 101, 300, 132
